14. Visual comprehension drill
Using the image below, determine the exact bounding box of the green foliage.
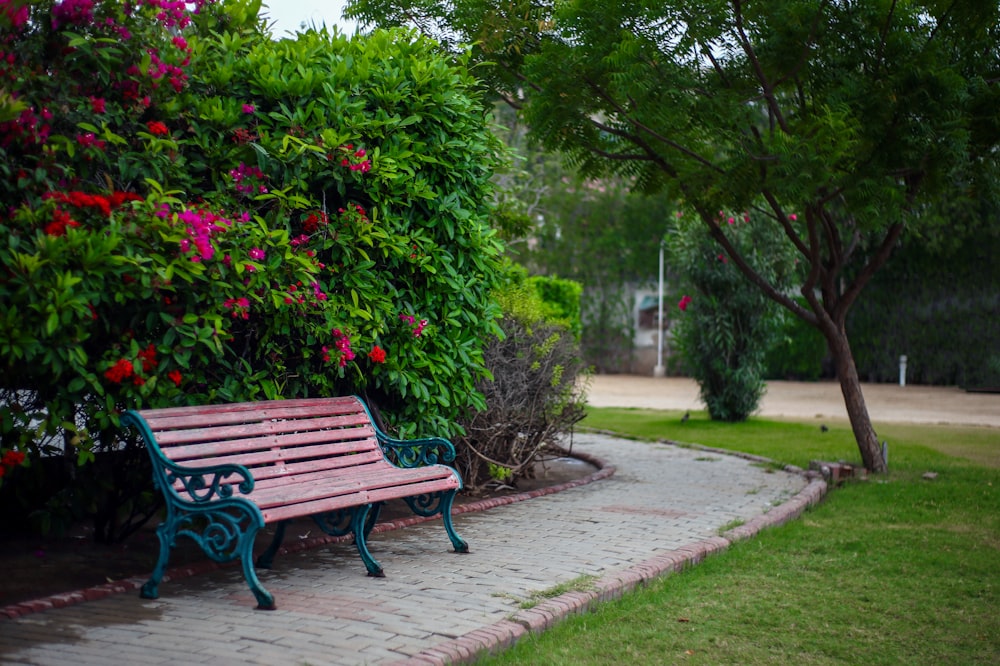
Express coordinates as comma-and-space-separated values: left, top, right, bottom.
668, 210, 793, 422
525, 275, 582, 340
0, 2, 506, 536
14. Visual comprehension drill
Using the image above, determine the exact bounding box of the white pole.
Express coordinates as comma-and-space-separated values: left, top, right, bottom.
654, 242, 665, 378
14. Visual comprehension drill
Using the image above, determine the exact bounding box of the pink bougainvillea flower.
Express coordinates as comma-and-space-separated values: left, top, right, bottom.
1, 1, 29, 28
90, 97, 106, 113
51, 0, 96, 30
242, 103, 255, 113
678, 295, 692, 311
248, 247, 265, 260
223, 297, 251, 319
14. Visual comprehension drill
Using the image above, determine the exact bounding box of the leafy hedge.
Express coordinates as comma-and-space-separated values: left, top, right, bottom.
0, 1, 506, 533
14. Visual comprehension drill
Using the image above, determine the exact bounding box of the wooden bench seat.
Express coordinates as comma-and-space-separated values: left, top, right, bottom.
121, 396, 468, 610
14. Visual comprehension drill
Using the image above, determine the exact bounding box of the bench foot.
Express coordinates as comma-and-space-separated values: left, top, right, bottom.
139, 580, 160, 600
440, 490, 469, 554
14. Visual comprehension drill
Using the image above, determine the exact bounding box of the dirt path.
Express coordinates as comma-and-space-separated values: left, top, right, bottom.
586, 375, 1000, 428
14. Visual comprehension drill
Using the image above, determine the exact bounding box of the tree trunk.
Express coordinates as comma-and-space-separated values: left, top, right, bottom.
824, 323, 888, 473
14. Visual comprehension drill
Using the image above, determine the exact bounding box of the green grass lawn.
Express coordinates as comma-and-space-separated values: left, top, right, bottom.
480, 408, 1000, 665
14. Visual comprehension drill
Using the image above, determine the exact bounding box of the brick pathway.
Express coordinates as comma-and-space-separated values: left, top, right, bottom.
0, 433, 822, 665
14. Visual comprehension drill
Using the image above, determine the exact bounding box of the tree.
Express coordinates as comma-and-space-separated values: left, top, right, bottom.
346, 0, 1000, 472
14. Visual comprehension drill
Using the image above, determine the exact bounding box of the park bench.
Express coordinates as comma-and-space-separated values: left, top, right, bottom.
121, 395, 468, 610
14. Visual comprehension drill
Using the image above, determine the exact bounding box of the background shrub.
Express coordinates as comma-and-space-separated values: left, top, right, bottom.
0, 2, 507, 538
453, 270, 588, 490
668, 210, 794, 421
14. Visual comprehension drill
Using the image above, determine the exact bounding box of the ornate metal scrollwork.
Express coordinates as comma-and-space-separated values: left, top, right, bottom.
403, 491, 444, 517
163, 460, 254, 503
174, 503, 257, 563
379, 436, 456, 468
312, 508, 355, 537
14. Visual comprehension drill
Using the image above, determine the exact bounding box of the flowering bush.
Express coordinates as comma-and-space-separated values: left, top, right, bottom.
0, 2, 506, 537
668, 209, 795, 421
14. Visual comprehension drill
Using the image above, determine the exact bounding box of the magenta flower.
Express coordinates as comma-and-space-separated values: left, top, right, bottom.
248, 247, 265, 260
242, 103, 255, 113
678, 295, 692, 311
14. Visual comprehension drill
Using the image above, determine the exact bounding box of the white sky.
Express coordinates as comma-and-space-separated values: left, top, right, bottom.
259, 0, 361, 37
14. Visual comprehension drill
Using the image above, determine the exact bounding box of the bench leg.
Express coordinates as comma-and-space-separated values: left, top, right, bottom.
441, 489, 470, 554
352, 504, 385, 577
362, 502, 383, 540
403, 490, 469, 554
140, 521, 174, 600
256, 520, 289, 570
241, 543, 276, 610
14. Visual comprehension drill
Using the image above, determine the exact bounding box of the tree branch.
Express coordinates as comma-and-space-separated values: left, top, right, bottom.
731, 0, 790, 134
584, 79, 724, 173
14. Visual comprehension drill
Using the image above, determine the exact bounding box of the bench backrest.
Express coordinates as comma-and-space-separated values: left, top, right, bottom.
128, 396, 387, 489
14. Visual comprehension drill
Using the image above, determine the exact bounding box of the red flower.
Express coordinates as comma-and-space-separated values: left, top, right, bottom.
44, 208, 80, 236
167, 370, 182, 387
138, 344, 158, 372
146, 121, 169, 136
368, 346, 387, 364
2, 450, 26, 467
104, 358, 134, 384
678, 295, 692, 311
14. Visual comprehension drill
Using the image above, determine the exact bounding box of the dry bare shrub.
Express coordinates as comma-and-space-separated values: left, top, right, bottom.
454, 315, 589, 491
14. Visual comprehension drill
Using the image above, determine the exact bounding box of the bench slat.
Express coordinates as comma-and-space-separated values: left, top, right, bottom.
172, 449, 390, 494
136, 396, 363, 421
260, 477, 460, 524
246, 449, 387, 485
151, 414, 373, 446
161, 428, 377, 463
165, 438, 380, 472
250, 464, 457, 509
